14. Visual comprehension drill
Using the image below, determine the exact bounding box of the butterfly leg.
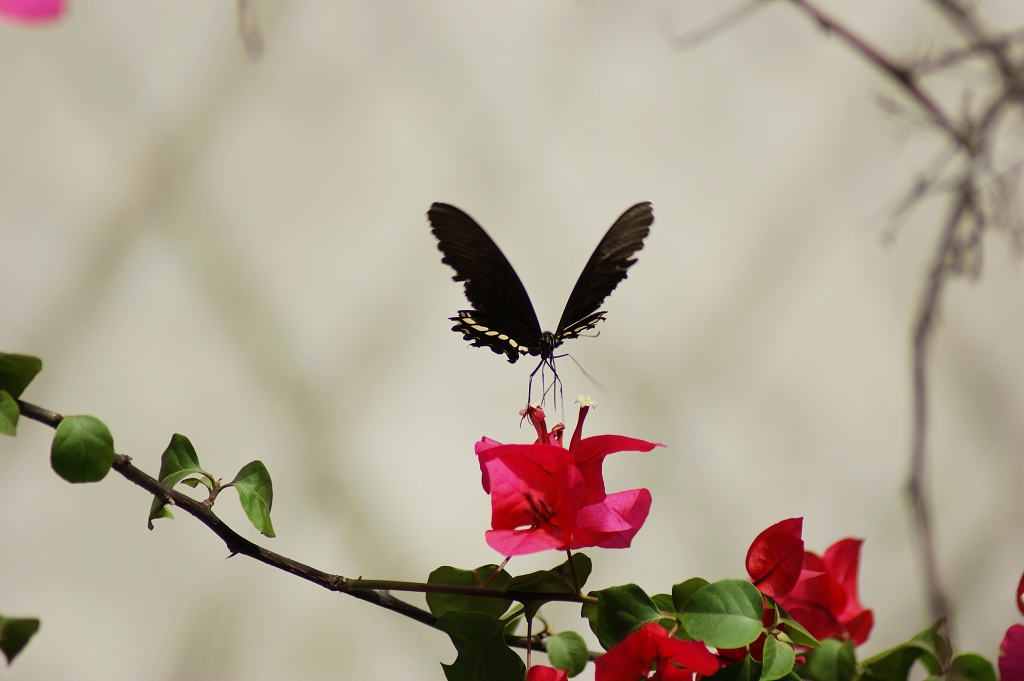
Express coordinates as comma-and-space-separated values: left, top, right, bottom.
527, 356, 563, 410
545, 358, 564, 413
527, 360, 543, 406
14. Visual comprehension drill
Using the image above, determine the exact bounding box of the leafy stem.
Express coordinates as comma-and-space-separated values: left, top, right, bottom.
13, 398, 598, 658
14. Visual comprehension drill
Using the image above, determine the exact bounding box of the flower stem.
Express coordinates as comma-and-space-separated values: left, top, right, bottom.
566, 549, 581, 594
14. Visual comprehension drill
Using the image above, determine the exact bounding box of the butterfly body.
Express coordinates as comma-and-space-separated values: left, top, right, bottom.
429, 201, 653, 393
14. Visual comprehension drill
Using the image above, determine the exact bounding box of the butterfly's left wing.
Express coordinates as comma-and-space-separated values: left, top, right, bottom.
555, 202, 654, 340
428, 202, 543, 362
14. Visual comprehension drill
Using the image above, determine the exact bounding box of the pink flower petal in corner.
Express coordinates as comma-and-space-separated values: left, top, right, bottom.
0, 0, 65, 23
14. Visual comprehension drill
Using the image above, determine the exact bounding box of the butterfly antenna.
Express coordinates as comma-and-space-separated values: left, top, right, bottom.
561, 352, 607, 395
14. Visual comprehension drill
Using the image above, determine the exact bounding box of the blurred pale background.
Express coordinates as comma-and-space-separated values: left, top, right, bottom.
2, 1, 1024, 679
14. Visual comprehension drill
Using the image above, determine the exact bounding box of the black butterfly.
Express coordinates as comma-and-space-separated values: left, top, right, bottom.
428, 201, 653, 399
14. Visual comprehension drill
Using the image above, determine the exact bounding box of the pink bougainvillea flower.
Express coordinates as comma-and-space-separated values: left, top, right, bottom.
527, 665, 569, 681
745, 519, 874, 646
1000, 623, 1024, 681
475, 440, 583, 555
998, 571, 1024, 681
475, 400, 662, 556
1016, 570, 1024, 618
0, 0, 65, 22
595, 622, 720, 681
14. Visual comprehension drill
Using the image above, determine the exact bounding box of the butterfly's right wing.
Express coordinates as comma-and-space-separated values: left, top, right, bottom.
555, 202, 654, 340
428, 203, 542, 362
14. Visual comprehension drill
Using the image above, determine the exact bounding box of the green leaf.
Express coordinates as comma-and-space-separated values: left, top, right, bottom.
502, 606, 524, 637
50, 415, 114, 483
0, 615, 40, 665
772, 602, 819, 649
148, 434, 207, 529
509, 570, 573, 597
672, 577, 710, 612
509, 553, 592, 598
919, 621, 952, 675
672, 578, 712, 641
652, 593, 675, 614
148, 502, 175, 524
709, 656, 762, 681
509, 554, 593, 624
545, 631, 588, 677
427, 565, 512, 618
861, 621, 949, 681
437, 611, 524, 681
156, 433, 203, 482
797, 639, 857, 681
562, 552, 592, 591
678, 579, 763, 649
777, 618, 819, 649
0, 353, 42, 399
180, 477, 214, 492
860, 642, 923, 681
229, 460, 275, 537
761, 635, 796, 681
584, 584, 664, 650
949, 654, 996, 681
0, 390, 18, 436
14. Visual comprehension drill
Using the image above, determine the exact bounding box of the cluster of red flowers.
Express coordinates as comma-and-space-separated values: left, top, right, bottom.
476, 405, 874, 680
594, 623, 721, 681
745, 517, 873, 646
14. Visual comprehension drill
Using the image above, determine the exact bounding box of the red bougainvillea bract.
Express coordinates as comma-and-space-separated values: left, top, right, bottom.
476, 402, 661, 556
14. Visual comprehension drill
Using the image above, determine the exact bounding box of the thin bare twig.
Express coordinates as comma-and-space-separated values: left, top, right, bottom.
784, 0, 970, 150
237, 0, 264, 58
908, 182, 972, 625
743, 0, 1024, 633
917, 27, 1024, 75
930, 0, 1023, 90
667, 1, 766, 49
15, 399, 597, 660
